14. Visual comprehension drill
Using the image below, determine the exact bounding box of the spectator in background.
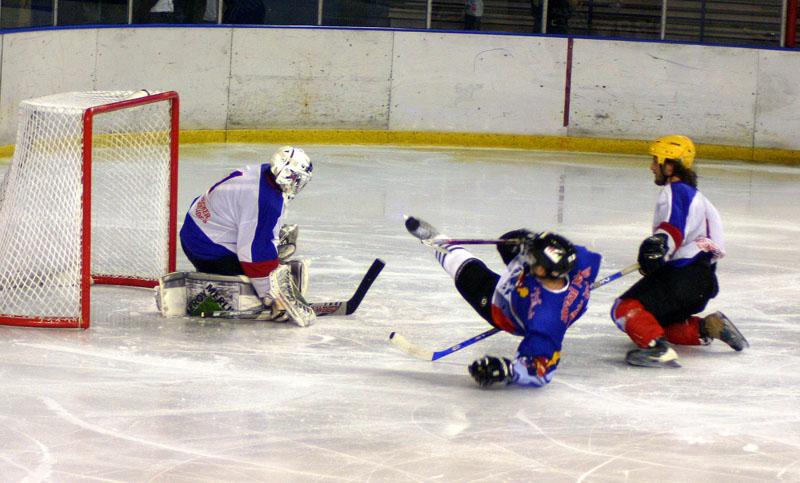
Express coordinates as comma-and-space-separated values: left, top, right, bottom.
148, 0, 176, 22
223, 0, 265, 23
135, 0, 183, 23
531, 0, 575, 34
58, 0, 128, 26
177, 0, 216, 23
465, 0, 483, 30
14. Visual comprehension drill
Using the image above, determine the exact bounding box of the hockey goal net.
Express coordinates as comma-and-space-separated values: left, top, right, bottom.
0, 90, 179, 329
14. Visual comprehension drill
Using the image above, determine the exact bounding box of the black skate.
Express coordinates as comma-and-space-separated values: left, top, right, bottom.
702, 311, 749, 351
625, 338, 681, 368
404, 215, 440, 241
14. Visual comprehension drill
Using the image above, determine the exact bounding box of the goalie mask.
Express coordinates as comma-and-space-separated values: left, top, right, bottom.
524, 232, 577, 279
649, 135, 696, 169
270, 146, 313, 200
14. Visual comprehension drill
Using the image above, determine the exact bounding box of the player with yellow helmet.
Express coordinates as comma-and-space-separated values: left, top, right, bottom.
610, 135, 748, 368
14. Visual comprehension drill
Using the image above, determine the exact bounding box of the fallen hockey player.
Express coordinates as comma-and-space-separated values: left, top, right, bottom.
405, 216, 603, 388
155, 146, 315, 326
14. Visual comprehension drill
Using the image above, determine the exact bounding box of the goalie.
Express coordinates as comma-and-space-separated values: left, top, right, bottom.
156, 146, 315, 326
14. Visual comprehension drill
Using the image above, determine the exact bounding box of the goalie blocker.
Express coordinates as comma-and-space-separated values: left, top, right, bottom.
155, 259, 312, 326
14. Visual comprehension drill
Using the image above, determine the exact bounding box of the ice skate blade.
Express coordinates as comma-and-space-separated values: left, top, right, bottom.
625, 346, 681, 368
626, 358, 682, 368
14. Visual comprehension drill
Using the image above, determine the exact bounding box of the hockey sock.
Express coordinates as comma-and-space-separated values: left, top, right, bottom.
664, 316, 704, 345
613, 298, 665, 348
435, 243, 476, 280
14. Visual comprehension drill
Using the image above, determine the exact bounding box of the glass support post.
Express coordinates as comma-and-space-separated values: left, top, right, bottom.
426, 0, 432, 29
699, 0, 707, 41
542, 0, 549, 33
780, 0, 788, 46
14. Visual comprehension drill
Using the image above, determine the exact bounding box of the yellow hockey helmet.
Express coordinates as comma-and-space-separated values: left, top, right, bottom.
649, 135, 696, 169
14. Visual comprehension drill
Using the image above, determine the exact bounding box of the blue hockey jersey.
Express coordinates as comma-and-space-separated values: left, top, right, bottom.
491, 245, 602, 387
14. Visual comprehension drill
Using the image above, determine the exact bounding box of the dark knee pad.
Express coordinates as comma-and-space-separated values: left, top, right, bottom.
454, 259, 500, 324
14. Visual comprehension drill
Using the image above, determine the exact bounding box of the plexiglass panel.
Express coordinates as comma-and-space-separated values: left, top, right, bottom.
1, 0, 54, 28
322, 0, 391, 27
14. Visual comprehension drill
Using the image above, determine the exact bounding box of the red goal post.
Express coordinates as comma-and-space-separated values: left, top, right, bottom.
0, 90, 180, 329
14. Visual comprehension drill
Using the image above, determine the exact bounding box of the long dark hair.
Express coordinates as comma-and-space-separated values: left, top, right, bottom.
666, 160, 698, 188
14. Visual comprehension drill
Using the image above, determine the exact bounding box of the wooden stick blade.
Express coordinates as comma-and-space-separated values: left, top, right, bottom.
389, 332, 435, 360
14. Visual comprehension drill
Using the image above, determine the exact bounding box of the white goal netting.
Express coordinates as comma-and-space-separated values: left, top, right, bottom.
0, 91, 178, 328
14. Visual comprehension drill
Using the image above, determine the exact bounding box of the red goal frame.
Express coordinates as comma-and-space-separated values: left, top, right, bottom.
0, 91, 180, 329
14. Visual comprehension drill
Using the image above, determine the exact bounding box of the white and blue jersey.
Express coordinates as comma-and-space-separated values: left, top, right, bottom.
653, 181, 725, 266
180, 164, 285, 298
491, 246, 602, 387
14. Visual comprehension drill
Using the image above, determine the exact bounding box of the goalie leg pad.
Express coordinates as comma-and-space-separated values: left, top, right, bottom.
155, 272, 189, 317
185, 272, 263, 316
268, 265, 316, 327
283, 258, 309, 296
154, 271, 263, 317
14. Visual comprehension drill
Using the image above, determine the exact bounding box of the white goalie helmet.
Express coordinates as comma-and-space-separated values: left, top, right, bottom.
269, 146, 313, 200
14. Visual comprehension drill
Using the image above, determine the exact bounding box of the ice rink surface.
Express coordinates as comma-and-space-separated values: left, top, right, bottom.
1, 144, 799, 482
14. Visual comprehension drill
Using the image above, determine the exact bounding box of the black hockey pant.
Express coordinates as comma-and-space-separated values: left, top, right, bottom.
620, 260, 719, 326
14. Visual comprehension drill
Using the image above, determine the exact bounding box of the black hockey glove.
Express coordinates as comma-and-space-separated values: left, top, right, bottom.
468, 356, 514, 387
637, 233, 669, 276
497, 229, 534, 265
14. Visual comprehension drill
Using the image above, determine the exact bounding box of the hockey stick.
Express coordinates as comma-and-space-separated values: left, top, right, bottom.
310, 258, 385, 316
406, 215, 523, 254
389, 262, 640, 361
426, 238, 520, 246
420, 237, 520, 255
390, 327, 501, 361
201, 258, 385, 319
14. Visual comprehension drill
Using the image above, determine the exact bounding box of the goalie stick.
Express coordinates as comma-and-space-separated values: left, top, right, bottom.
389, 262, 640, 361
201, 258, 385, 319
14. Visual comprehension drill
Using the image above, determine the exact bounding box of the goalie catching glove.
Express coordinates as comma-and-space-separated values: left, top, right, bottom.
468, 356, 514, 387
278, 224, 299, 260
265, 263, 315, 327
